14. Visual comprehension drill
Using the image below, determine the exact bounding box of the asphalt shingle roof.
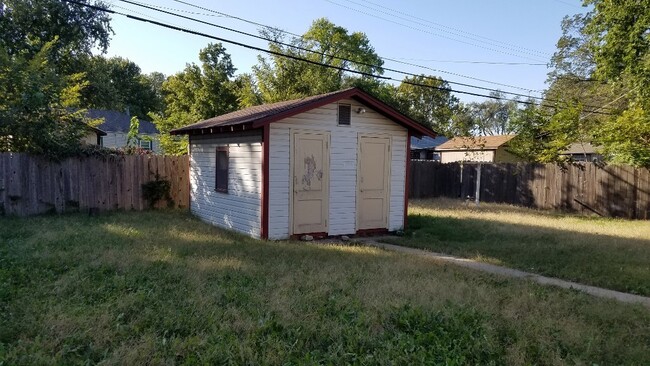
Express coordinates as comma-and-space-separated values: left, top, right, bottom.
86, 109, 159, 135
170, 88, 437, 138
436, 135, 516, 151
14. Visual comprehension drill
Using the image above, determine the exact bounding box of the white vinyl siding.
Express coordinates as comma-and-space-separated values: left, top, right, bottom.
268, 99, 407, 239
189, 132, 263, 238
102, 132, 161, 153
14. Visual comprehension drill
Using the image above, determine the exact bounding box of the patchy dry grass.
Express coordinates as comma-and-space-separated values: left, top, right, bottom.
1, 210, 649, 364
388, 198, 650, 296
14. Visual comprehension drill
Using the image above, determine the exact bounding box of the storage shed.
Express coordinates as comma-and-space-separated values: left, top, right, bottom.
171, 88, 436, 239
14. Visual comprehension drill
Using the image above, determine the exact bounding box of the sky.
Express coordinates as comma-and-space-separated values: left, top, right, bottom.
103, 0, 589, 104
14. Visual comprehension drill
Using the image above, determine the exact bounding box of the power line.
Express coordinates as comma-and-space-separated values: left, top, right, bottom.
170, 0, 549, 94
339, 0, 551, 59
325, 0, 548, 63
63, 0, 614, 116
118, 0, 547, 101
389, 58, 548, 66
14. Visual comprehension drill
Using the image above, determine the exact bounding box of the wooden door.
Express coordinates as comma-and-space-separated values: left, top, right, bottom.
357, 135, 391, 230
292, 130, 330, 235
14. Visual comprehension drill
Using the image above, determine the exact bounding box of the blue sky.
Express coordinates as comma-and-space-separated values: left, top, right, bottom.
103, 0, 588, 103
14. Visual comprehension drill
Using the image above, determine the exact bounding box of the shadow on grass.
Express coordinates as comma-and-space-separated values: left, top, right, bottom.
392, 213, 650, 296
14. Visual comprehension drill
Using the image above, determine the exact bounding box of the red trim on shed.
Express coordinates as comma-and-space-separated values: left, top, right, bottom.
261, 124, 270, 239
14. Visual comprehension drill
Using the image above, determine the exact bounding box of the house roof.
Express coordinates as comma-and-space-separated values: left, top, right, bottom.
435, 135, 516, 151
170, 87, 437, 138
561, 142, 598, 155
411, 136, 448, 150
86, 109, 159, 135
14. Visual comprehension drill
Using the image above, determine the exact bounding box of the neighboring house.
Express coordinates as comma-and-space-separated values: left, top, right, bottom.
171, 87, 436, 240
560, 142, 602, 162
86, 109, 160, 152
435, 135, 522, 163
82, 125, 107, 145
410, 135, 448, 161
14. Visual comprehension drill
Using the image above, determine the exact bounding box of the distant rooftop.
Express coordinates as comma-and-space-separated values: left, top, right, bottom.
411, 135, 448, 150
86, 109, 159, 135
436, 135, 516, 151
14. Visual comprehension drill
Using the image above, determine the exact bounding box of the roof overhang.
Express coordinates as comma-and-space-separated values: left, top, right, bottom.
171, 88, 436, 138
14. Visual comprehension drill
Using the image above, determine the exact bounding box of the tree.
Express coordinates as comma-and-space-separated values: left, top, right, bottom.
76, 56, 164, 119
0, 41, 99, 159
394, 75, 462, 136
536, 1, 650, 166
253, 18, 383, 102
464, 92, 519, 136
151, 43, 239, 155
0, 0, 112, 62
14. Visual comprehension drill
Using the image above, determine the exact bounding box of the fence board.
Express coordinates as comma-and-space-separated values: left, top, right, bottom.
410, 161, 650, 220
0, 153, 189, 216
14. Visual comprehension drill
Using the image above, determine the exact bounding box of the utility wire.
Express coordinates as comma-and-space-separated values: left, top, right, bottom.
390, 58, 548, 66
63, 0, 614, 116
121, 0, 618, 112
119, 0, 545, 100
339, 0, 551, 59
171, 0, 548, 94
325, 0, 548, 63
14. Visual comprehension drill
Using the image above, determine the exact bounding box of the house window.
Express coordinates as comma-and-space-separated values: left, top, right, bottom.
138, 139, 152, 150
338, 103, 351, 126
215, 146, 229, 193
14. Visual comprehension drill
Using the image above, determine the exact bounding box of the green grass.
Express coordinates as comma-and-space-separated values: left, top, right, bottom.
1, 210, 649, 364
388, 198, 650, 296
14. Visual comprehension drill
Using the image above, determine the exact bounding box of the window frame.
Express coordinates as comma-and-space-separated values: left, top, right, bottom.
215, 146, 229, 193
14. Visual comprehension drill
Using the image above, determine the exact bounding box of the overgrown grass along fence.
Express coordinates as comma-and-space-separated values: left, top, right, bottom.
410, 161, 650, 219
0, 153, 189, 216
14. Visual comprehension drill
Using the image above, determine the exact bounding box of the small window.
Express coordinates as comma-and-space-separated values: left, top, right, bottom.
138, 139, 152, 150
338, 104, 351, 126
215, 146, 229, 193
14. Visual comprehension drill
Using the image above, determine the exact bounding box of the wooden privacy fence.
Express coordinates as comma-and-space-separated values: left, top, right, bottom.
0, 153, 189, 216
410, 161, 650, 220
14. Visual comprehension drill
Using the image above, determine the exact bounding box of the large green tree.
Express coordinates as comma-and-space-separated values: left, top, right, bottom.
76, 56, 164, 119
151, 43, 239, 155
0, 0, 112, 62
253, 18, 384, 102
0, 41, 99, 159
394, 75, 463, 136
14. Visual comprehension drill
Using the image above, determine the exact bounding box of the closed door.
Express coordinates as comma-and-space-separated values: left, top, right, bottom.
292, 131, 330, 235
357, 135, 391, 230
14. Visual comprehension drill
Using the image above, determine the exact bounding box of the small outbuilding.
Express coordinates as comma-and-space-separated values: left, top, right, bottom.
171, 87, 436, 239
435, 135, 522, 163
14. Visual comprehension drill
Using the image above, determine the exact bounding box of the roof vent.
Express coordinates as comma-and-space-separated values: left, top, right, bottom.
338, 104, 351, 126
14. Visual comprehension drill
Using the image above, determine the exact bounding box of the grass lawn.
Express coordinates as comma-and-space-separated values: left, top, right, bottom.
388, 198, 650, 296
1, 211, 649, 364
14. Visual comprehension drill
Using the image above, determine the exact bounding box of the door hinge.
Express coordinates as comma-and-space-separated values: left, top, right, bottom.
325, 219, 328, 226
326, 141, 329, 149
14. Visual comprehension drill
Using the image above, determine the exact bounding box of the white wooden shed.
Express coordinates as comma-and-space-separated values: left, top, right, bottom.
171, 88, 436, 240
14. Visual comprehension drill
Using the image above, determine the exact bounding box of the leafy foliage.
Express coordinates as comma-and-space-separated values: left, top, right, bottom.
0, 41, 100, 159
75, 56, 165, 120
151, 43, 239, 155
141, 175, 172, 208
0, 0, 112, 61
394, 75, 463, 136
253, 18, 383, 102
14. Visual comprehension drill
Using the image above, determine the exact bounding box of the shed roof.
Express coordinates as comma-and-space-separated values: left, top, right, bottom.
170, 88, 436, 137
86, 109, 159, 135
436, 135, 516, 151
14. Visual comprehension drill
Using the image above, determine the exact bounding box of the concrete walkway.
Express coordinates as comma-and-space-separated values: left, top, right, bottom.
359, 239, 650, 309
